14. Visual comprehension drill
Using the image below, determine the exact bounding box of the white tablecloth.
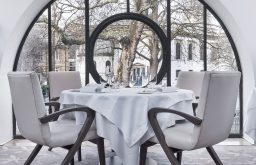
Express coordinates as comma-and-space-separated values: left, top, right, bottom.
59, 88, 193, 164
245, 88, 256, 140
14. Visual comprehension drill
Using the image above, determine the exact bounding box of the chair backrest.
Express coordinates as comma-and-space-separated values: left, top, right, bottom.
176, 71, 205, 97
193, 71, 241, 149
8, 72, 50, 144
49, 71, 82, 99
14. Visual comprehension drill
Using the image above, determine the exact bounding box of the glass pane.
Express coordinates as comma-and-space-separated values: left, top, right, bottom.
51, 0, 86, 85
207, 11, 240, 134
206, 15, 237, 71
17, 10, 49, 99
92, 20, 163, 87
130, 0, 167, 34
90, 0, 127, 32
171, 0, 204, 85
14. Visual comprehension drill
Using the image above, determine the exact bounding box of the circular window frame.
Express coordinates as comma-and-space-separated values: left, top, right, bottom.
88, 13, 169, 84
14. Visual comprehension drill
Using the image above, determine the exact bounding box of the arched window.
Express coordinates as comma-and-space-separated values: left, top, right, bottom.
176, 42, 181, 60
188, 43, 193, 60
14, 0, 243, 138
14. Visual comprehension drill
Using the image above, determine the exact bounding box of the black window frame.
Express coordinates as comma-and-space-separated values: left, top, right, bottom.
13, 0, 243, 138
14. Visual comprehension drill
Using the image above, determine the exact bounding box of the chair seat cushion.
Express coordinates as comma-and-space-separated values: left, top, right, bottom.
149, 121, 197, 150
47, 119, 97, 147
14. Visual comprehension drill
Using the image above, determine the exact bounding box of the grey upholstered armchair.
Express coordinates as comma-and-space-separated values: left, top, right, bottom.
140, 71, 241, 165
47, 71, 88, 161
47, 71, 82, 113
8, 72, 105, 165
176, 71, 205, 98
49, 71, 81, 100
176, 71, 205, 116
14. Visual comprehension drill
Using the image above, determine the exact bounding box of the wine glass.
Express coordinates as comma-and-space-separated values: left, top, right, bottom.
147, 73, 157, 89
99, 76, 107, 88
111, 75, 120, 89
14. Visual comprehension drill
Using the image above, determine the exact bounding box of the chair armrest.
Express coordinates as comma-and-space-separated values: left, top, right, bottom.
148, 107, 202, 126
50, 97, 60, 101
192, 103, 198, 116
39, 106, 94, 124
40, 106, 96, 162
45, 101, 60, 111
147, 107, 202, 162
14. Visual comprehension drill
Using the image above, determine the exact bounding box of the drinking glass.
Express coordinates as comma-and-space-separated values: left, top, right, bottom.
99, 76, 107, 88
111, 75, 120, 89
147, 73, 157, 89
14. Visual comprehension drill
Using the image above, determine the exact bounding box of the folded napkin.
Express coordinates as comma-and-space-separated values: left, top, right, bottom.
139, 88, 157, 93
80, 84, 103, 93
161, 86, 177, 93
150, 85, 163, 92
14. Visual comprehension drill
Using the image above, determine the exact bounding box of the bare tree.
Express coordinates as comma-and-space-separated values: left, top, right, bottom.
20, 0, 236, 86
18, 24, 48, 79
96, 0, 150, 86
117, 0, 147, 85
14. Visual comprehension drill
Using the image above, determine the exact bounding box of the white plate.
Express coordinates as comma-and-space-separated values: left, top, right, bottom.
97, 91, 107, 93
70, 89, 80, 92
137, 91, 153, 94
161, 90, 177, 93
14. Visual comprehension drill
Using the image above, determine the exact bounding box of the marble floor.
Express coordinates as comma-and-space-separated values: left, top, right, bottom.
0, 138, 255, 165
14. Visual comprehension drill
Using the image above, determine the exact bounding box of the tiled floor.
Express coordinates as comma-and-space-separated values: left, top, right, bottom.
217, 138, 251, 145
0, 138, 255, 165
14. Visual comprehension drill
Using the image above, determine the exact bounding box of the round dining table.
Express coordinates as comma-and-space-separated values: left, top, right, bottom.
59, 87, 194, 165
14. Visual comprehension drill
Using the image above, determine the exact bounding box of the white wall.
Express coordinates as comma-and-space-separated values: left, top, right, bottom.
0, 0, 50, 144
204, 0, 256, 141
0, 0, 255, 144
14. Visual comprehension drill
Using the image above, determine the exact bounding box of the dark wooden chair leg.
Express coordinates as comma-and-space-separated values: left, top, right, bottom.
176, 151, 182, 163
54, 145, 81, 162
24, 144, 43, 165
192, 103, 198, 116
78, 146, 82, 161
148, 112, 180, 165
162, 147, 180, 165
97, 137, 106, 165
206, 146, 223, 165
48, 106, 53, 114
139, 142, 148, 165
70, 158, 74, 165
60, 108, 95, 165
